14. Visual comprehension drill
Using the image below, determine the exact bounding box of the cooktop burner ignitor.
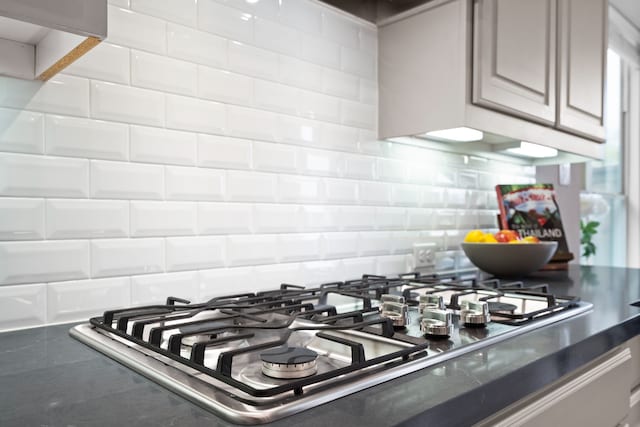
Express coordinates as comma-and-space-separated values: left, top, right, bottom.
70, 271, 593, 425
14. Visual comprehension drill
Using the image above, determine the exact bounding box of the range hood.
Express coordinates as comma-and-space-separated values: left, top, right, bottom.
0, 0, 107, 81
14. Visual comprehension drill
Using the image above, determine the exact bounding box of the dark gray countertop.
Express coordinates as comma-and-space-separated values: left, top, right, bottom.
2, 265, 639, 427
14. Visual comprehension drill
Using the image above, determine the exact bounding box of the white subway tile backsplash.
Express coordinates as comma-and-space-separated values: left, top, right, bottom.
456, 211, 477, 229
131, 0, 197, 27
165, 166, 225, 201
91, 81, 165, 126
130, 126, 196, 166
0, 153, 88, 198
253, 204, 300, 233
278, 175, 325, 203
322, 10, 360, 48
199, 266, 255, 299
407, 208, 434, 230
0, 74, 89, 117
0, 108, 44, 154
198, 67, 253, 106
0, 240, 89, 285
341, 100, 375, 129
107, 6, 166, 53
359, 231, 392, 256
254, 17, 300, 57
376, 254, 408, 277
359, 28, 377, 55
165, 236, 225, 271
0, 284, 47, 331
0, 198, 44, 240
131, 201, 197, 237
375, 207, 406, 230
226, 234, 278, 266
299, 90, 340, 123
131, 272, 198, 305
301, 259, 344, 285
197, 134, 252, 170
166, 94, 226, 135
64, 42, 130, 84
477, 211, 498, 228
342, 256, 376, 279
446, 188, 467, 208
198, 0, 254, 44
167, 23, 227, 69
297, 148, 343, 176
391, 184, 422, 207
278, 233, 322, 262
436, 209, 457, 229
46, 115, 129, 161
359, 181, 390, 205
280, 0, 322, 34
47, 199, 129, 239
227, 0, 280, 21
91, 238, 164, 277
254, 80, 300, 116
321, 123, 359, 152
278, 56, 323, 91
322, 68, 359, 100
198, 202, 252, 235
376, 158, 406, 182
300, 205, 337, 231
229, 42, 279, 81
344, 153, 375, 179
227, 170, 277, 202
338, 206, 375, 231
91, 160, 164, 200
341, 46, 375, 79
253, 141, 297, 173
47, 277, 131, 324
324, 232, 358, 259
422, 187, 446, 208
299, 33, 341, 69
253, 263, 303, 289
360, 79, 377, 105
108, 0, 130, 8
131, 50, 197, 96
227, 105, 278, 141
391, 231, 420, 254
324, 178, 357, 204
277, 115, 322, 146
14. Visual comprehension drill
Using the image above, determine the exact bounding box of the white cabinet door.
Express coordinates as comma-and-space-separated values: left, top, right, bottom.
473, 0, 556, 125
556, 0, 607, 141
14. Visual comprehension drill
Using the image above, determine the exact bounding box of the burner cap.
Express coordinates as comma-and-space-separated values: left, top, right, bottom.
487, 301, 518, 313
260, 347, 319, 379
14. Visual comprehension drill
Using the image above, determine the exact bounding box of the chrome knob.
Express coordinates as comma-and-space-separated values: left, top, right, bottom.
460, 300, 491, 326
418, 294, 445, 314
380, 294, 405, 309
380, 301, 410, 328
421, 308, 453, 337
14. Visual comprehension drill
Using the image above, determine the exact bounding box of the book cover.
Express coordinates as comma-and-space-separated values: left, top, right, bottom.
495, 184, 574, 262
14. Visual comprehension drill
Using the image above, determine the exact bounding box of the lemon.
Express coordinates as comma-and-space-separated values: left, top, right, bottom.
482, 233, 498, 243
464, 230, 485, 243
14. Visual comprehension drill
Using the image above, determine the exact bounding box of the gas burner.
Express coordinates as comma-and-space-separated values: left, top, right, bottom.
260, 346, 318, 379
460, 300, 491, 327
487, 301, 518, 314
421, 308, 453, 338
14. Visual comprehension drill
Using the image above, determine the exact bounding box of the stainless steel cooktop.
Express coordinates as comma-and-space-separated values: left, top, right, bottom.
70, 272, 592, 424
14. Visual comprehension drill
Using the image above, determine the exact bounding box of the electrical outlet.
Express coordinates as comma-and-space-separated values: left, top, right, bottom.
413, 243, 436, 270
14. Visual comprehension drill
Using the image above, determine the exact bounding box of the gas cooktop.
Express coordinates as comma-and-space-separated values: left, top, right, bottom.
70, 272, 592, 424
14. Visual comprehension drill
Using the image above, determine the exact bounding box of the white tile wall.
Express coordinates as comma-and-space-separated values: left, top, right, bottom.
0, 0, 535, 331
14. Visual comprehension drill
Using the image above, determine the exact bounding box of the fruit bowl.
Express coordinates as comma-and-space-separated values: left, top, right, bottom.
461, 241, 558, 277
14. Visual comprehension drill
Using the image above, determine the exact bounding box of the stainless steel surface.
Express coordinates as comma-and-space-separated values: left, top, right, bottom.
70, 296, 593, 424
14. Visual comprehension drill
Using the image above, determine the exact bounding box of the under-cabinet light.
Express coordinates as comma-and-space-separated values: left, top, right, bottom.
501, 141, 558, 158
424, 127, 484, 142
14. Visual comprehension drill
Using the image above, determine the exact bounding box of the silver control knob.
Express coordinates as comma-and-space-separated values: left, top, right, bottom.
460, 300, 491, 326
380, 301, 410, 327
418, 294, 445, 314
421, 308, 453, 337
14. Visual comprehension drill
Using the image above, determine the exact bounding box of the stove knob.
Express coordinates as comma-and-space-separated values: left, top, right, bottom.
418, 294, 445, 314
460, 300, 491, 326
380, 301, 410, 328
421, 308, 453, 337
379, 294, 405, 311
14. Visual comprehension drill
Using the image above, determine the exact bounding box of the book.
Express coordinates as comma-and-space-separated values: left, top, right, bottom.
495, 184, 574, 263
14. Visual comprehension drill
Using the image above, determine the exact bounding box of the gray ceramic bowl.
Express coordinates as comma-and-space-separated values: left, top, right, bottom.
460, 241, 558, 277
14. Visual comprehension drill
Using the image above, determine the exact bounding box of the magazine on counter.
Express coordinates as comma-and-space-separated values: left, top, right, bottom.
495, 184, 574, 262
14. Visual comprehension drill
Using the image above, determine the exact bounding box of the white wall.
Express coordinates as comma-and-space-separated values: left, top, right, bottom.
0, 0, 534, 331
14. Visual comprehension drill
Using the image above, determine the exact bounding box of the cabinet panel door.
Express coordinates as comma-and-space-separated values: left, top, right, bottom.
473, 0, 556, 124
557, 0, 607, 141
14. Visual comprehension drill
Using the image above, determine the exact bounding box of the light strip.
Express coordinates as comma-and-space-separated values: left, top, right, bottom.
424, 127, 484, 142
504, 141, 558, 158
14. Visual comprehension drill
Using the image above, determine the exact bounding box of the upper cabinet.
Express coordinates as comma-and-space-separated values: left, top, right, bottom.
0, 0, 107, 81
379, 0, 607, 161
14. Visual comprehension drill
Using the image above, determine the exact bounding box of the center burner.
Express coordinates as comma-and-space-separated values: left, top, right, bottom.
260, 346, 319, 379
69, 271, 593, 425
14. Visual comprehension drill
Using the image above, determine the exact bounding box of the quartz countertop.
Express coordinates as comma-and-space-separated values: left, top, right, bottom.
2, 265, 639, 427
